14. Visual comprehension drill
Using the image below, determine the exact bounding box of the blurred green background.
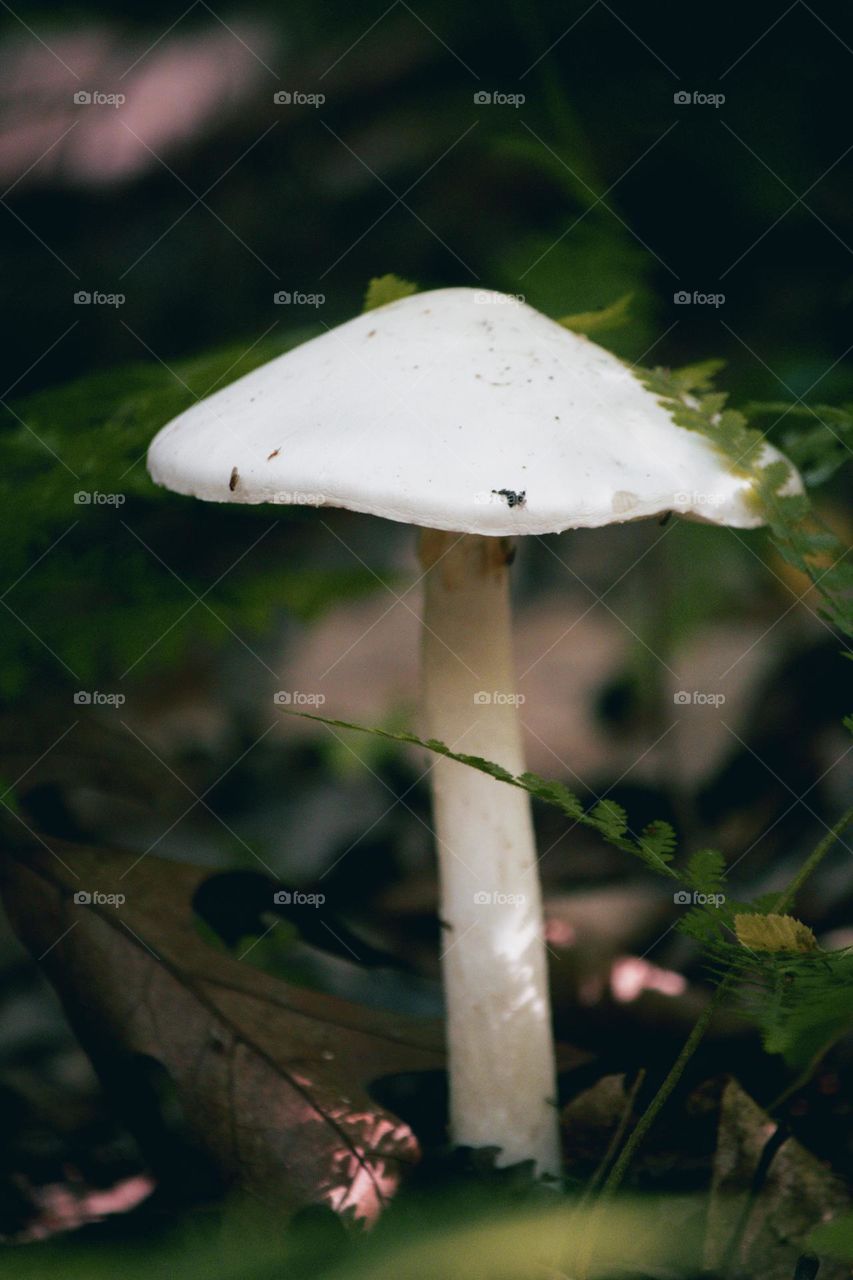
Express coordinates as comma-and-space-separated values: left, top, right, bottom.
2, 0, 853, 395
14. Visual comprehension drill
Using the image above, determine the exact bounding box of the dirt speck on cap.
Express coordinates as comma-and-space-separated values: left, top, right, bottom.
267, 448, 280, 460
492, 488, 526, 509
611, 490, 638, 515
229, 467, 239, 491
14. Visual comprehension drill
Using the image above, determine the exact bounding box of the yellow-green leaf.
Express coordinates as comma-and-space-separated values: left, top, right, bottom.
557, 292, 632, 334
363, 274, 418, 312
734, 913, 818, 953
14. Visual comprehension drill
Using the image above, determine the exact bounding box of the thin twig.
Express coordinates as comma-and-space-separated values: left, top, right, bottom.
583, 1069, 647, 1201
772, 806, 853, 914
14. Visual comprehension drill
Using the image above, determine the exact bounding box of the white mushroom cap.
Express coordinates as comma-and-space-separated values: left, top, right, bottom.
147, 288, 797, 536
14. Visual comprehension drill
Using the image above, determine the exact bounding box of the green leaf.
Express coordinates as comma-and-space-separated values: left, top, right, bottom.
683, 848, 726, 895
635, 361, 853, 640
757, 949, 853, 1068
516, 773, 584, 820
747, 400, 853, 485
642, 359, 725, 397
557, 292, 632, 334
281, 710, 679, 876
590, 798, 628, 839
810, 1208, 853, 1261
637, 820, 677, 868
363, 274, 419, 312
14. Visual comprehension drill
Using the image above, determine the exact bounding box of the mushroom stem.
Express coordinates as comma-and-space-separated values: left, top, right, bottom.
419, 529, 560, 1176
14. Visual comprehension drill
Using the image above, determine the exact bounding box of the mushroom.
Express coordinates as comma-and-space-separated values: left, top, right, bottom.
147, 288, 797, 1177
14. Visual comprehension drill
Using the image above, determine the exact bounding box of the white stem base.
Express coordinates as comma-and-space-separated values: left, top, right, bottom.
420, 530, 560, 1176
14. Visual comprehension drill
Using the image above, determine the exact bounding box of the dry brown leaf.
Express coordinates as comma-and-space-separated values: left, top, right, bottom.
705, 1079, 850, 1280
0, 837, 446, 1224
560, 1074, 630, 1172
0, 708, 168, 806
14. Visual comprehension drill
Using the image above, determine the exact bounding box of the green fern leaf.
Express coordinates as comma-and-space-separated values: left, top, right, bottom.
363, 274, 418, 312
558, 292, 632, 334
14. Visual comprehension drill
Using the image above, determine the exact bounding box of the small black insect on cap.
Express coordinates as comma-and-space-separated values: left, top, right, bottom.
492, 488, 527, 509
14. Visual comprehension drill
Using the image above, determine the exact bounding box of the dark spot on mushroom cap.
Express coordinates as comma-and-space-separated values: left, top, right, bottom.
492, 488, 527, 509
229, 467, 239, 491
367, 330, 377, 338
267, 448, 280, 460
